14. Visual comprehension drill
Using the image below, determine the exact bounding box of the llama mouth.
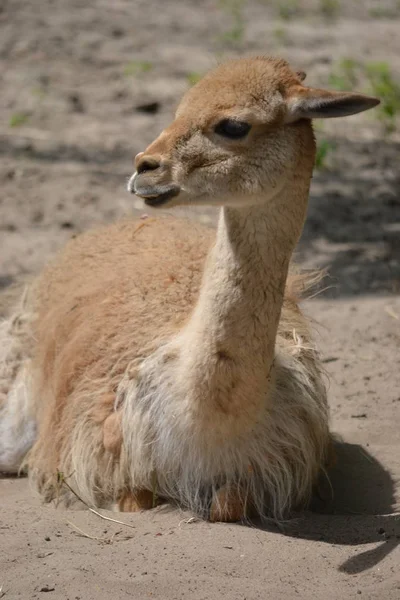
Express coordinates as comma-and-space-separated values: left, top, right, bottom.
127, 170, 180, 206
137, 186, 181, 207
143, 190, 178, 207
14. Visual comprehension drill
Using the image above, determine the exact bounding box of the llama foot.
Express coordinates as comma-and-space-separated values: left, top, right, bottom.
118, 489, 156, 512
209, 487, 246, 522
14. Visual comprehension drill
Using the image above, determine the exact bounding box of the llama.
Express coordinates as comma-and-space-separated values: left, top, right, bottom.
0, 57, 379, 521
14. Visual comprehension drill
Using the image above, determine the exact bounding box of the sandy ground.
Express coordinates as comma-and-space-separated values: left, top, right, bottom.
1, 1, 400, 598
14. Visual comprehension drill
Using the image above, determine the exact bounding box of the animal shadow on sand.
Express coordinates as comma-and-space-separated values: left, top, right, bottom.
254, 440, 399, 574
298, 138, 400, 298
2, 440, 397, 576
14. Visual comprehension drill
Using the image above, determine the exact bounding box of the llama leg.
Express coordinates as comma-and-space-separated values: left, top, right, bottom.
209, 486, 247, 522
103, 404, 158, 512
102, 410, 122, 455
105, 409, 161, 512
118, 489, 156, 512
103, 408, 155, 512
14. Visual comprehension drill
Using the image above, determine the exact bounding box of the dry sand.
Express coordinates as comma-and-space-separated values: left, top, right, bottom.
0, 1, 399, 598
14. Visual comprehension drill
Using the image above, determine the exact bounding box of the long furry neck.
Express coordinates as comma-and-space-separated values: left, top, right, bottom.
190, 206, 289, 359
177, 186, 309, 426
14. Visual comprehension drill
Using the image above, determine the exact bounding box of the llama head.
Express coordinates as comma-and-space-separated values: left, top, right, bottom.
128, 57, 379, 209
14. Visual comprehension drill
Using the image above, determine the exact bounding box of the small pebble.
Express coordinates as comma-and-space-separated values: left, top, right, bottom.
135, 101, 160, 114
39, 584, 55, 592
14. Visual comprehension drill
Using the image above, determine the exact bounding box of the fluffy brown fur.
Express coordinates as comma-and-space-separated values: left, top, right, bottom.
27, 217, 213, 499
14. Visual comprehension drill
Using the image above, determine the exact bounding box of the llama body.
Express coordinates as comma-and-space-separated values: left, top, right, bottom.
0, 57, 379, 520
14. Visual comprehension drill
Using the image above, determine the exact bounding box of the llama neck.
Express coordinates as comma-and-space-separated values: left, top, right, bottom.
177, 183, 310, 420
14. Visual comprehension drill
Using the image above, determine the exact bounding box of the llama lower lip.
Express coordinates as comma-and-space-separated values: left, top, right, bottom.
139, 186, 180, 207
144, 195, 171, 207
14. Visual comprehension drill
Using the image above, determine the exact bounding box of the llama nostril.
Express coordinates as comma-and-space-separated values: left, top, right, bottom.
136, 156, 161, 174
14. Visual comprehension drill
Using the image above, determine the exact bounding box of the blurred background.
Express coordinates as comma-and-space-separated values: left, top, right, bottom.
1, 0, 399, 297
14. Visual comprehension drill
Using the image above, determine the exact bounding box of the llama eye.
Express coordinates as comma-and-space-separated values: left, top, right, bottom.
214, 119, 251, 139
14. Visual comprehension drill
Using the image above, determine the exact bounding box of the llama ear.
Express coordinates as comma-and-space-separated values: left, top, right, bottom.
296, 71, 307, 82
285, 87, 380, 122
